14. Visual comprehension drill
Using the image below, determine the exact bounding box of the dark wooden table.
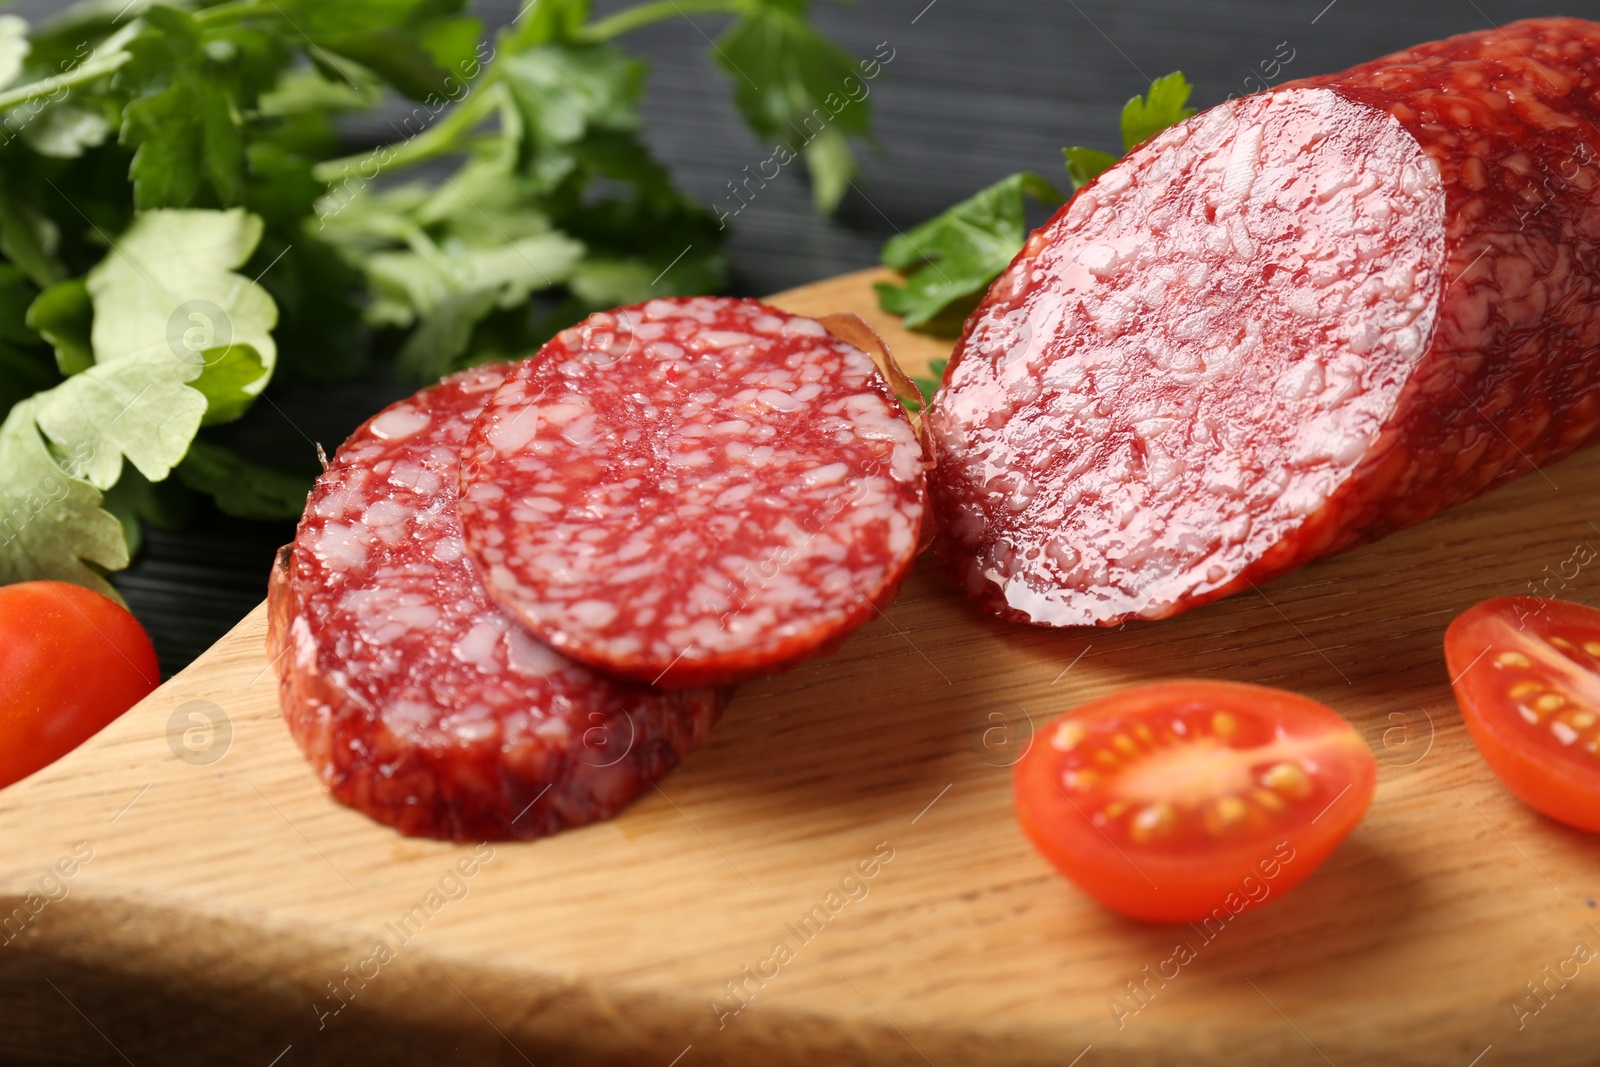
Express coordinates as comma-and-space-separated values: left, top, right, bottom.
12, 0, 1594, 674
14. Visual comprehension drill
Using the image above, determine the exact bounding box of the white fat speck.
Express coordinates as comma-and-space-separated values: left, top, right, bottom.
758, 389, 803, 412
715, 483, 756, 507
800, 462, 850, 488
1277, 359, 1324, 400
386, 699, 436, 734
780, 316, 828, 338
369, 408, 430, 440
390, 603, 441, 630
488, 411, 544, 454
449, 716, 498, 743
312, 521, 368, 570
1221, 123, 1262, 199
453, 619, 503, 668
568, 599, 618, 628
505, 626, 567, 677
362, 498, 410, 528
539, 402, 588, 426
1077, 243, 1120, 276
700, 330, 756, 348
386, 461, 442, 496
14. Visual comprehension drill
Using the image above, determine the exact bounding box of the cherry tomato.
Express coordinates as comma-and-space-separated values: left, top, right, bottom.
1445, 597, 1600, 833
0, 581, 159, 789
1015, 679, 1377, 923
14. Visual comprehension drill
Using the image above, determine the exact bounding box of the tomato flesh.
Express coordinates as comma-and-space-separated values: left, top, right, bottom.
1445, 597, 1600, 833
0, 581, 159, 789
1015, 679, 1377, 923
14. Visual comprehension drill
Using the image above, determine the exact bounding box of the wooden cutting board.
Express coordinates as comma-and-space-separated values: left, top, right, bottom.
4, 267, 1599, 1067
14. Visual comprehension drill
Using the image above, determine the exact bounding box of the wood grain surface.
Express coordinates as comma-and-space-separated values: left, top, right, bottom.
4, 269, 1600, 1067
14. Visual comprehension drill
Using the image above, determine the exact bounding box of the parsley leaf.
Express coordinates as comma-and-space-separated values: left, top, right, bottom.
23, 104, 113, 159
0, 264, 60, 417
505, 0, 590, 49
0, 176, 68, 289
0, 207, 277, 587
175, 439, 311, 520
1120, 71, 1196, 151
500, 42, 647, 195
1061, 72, 1195, 192
0, 15, 29, 90
905, 356, 948, 413
263, 0, 483, 101
25, 277, 92, 376
0, 398, 127, 598
101, 463, 191, 558
714, 1, 871, 213
36, 208, 277, 489
874, 172, 1062, 330
1062, 145, 1118, 191
118, 7, 292, 209
321, 157, 586, 379
87, 207, 277, 419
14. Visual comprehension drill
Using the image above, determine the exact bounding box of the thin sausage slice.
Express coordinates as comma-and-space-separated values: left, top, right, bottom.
457, 297, 927, 687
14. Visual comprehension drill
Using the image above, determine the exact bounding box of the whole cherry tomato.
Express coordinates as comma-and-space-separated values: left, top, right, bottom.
0, 581, 159, 789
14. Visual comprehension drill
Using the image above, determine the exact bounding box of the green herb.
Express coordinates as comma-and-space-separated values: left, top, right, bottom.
1117, 71, 1196, 152
875, 173, 1062, 331
876, 72, 1196, 383
0, 399, 127, 597
1061, 146, 1117, 191
0, 0, 875, 594
175, 439, 312, 521
1062, 71, 1196, 191
905, 357, 947, 413
713, 1, 870, 213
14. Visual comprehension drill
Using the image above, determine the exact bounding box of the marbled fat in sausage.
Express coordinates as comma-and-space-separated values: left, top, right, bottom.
928, 18, 1600, 627
456, 298, 927, 687
267, 366, 726, 841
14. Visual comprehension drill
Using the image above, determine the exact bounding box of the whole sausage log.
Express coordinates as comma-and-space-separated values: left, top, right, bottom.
927, 18, 1600, 627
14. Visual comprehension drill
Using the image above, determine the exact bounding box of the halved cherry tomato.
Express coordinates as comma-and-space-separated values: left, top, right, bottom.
0, 581, 159, 789
1445, 597, 1600, 833
1015, 679, 1377, 923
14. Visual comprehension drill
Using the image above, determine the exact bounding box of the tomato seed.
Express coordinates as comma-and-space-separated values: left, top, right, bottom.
1203, 795, 1250, 835
1535, 692, 1567, 714
1261, 760, 1314, 800
1129, 803, 1175, 843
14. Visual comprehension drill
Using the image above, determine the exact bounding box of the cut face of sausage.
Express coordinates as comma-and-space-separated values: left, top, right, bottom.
929, 88, 1446, 625
267, 366, 726, 842
456, 297, 927, 688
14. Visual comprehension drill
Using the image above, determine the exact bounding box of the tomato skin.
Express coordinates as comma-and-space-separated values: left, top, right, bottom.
1014, 680, 1377, 924
0, 581, 159, 789
1445, 597, 1600, 833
